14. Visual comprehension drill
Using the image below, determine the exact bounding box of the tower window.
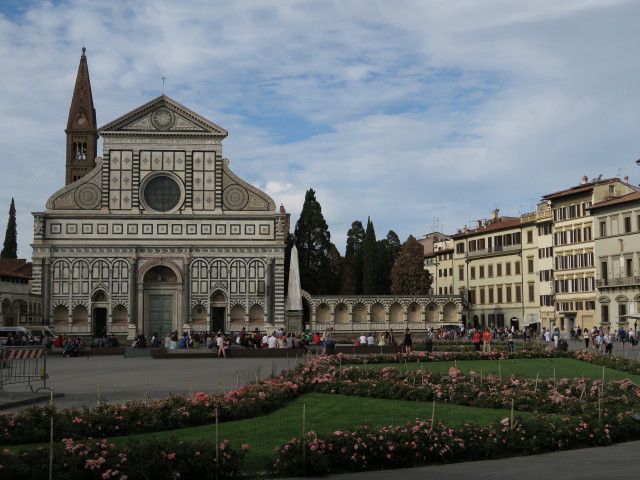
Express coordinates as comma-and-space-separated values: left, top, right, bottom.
75, 142, 87, 160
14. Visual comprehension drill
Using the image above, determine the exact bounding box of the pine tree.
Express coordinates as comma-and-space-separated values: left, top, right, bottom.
390, 235, 429, 295
362, 218, 377, 294
293, 189, 336, 294
1, 198, 18, 259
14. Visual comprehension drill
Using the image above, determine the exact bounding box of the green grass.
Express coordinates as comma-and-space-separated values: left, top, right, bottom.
75, 393, 531, 473
364, 358, 640, 383
7, 394, 525, 473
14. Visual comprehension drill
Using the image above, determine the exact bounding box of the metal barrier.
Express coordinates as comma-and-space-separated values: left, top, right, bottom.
0, 346, 48, 392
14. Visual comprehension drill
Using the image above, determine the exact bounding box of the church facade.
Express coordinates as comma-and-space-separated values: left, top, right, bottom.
31, 50, 289, 340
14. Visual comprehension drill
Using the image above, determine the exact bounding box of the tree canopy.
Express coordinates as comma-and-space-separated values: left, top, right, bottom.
390, 235, 429, 295
293, 189, 340, 295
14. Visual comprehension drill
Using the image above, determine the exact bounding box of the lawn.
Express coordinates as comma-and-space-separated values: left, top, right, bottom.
101, 392, 532, 473
361, 358, 640, 383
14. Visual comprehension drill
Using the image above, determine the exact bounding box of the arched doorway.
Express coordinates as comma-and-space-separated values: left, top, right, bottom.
211, 291, 227, 333
143, 265, 179, 337
92, 290, 109, 337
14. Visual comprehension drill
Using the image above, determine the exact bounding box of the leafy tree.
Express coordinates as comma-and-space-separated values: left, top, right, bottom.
1, 198, 17, 259
385, 230, 402, 261
362, 218, 377, 294
293, 189, 337, 295
325, 243, 343, 294
390, 235, 429, 295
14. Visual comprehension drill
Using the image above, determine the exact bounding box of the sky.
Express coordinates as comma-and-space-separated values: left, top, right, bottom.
1, 0, 640, 259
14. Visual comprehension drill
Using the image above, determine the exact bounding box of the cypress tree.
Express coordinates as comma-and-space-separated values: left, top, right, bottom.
1, 198, 18, 259
362, 217, 377, 294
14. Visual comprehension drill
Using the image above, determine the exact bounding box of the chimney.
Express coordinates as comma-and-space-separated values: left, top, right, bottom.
490, 209, 499, 221
624, 176, 629, 183
581, 175, 589, 184
476, 220, 482, 229
463, 225, 468, 233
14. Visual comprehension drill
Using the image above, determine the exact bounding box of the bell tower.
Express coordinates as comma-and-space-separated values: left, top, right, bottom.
65, 47, 98, 185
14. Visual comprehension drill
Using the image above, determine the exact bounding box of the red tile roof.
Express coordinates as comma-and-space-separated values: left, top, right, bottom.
588, 191, 640, 211
0, 259, 32, 279
451, 217, 530, 239
542, 178, 620, 200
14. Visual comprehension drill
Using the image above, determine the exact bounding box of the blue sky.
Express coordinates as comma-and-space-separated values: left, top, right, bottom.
1, 0, 640, 258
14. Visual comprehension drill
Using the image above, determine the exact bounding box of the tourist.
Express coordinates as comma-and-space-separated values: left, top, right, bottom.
359, 333, 367, 346
387, 329, 396, 346
216, 333, 228, 358
471, 330, 480, 351
403, 328, 413, 354
583, 328, 590, 349
481, 328, 491, 352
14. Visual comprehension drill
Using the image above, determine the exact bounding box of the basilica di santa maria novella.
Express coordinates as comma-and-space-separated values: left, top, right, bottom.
31, 49, 290, 340
30, 49, 462, 340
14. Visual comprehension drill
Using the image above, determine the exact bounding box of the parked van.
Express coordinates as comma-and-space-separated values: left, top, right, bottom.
0, 326, 30, 345
25, 326, 57, 341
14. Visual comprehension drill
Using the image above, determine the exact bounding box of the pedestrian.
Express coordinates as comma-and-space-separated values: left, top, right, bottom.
583, 328, 590, 350
403, 328, 413, 354
482, 329, 492, 352
473, 329, 482, 352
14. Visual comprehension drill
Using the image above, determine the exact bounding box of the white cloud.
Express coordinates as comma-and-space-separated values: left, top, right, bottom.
1, 0, 640, 258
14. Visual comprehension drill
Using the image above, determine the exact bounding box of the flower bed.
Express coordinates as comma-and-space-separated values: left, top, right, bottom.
1, 349, 639, 477
0, 437, 248, 479
270, 413, 640, 476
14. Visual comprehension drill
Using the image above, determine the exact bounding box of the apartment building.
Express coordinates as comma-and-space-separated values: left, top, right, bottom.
590, 191, 640, 330
542, 177, 637, 332
451, 210, 539, 331
420, 233, 453, 296
533, 202, 555, 329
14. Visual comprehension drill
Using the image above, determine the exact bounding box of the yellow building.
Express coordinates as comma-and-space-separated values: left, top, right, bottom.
542, 177, 637, 332
590, 191, 640, 331
452, 210, 538, 331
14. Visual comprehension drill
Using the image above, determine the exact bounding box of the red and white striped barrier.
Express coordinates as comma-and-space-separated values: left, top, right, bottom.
0, 346, 48, 391
4, 348, 45, 360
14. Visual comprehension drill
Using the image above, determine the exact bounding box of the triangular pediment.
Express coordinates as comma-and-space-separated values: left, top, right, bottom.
98, 95, 228, 138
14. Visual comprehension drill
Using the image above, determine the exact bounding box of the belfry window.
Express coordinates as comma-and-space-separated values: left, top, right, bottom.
75, 142, 87, 160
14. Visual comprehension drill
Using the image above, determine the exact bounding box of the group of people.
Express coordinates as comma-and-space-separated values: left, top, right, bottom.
2, 331, 49, 346
90, 335, 120, 348
576, 327, 637, 354
350, 329, 414, 353
469, 327, 515, 353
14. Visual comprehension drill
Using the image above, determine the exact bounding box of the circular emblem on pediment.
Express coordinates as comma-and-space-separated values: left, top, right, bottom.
75, 184, 101, 209
151, 107, 175, 131
223, 185, 249, 210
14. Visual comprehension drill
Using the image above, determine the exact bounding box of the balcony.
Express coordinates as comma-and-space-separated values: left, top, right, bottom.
465, 244, 521, 259
597, 276, 640, 288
